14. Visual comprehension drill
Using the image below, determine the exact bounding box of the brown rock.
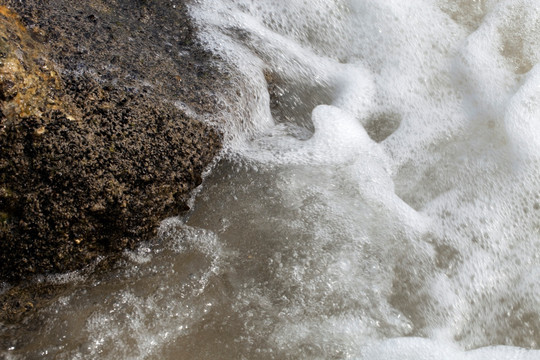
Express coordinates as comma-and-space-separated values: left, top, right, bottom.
0, 0, 225, 285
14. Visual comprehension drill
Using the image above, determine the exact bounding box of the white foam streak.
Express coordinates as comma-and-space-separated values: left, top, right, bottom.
505, 64, 540, 163
362, 337, 540, 360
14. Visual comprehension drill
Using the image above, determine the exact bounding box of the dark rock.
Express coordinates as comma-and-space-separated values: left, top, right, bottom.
0, 0, 226, 287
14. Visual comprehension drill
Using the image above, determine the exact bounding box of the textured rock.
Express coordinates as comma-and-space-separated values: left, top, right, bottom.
0, 0, 225, 285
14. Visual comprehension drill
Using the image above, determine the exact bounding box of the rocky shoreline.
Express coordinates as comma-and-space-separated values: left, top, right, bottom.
0, 0, 227, 320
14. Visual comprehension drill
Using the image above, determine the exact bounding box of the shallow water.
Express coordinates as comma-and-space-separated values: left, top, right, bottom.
4, 0, 540, 358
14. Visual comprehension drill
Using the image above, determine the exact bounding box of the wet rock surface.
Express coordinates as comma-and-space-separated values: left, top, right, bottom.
0, 0, 226, 316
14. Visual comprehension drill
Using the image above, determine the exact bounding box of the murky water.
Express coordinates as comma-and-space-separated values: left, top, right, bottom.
4, 0, 540, 358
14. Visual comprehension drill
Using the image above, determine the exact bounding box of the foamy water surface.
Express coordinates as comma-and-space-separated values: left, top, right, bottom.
3, 0, 540, 358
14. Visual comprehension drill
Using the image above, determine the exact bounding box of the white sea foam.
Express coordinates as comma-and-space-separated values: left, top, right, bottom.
361, 337, 540, 360
187, 0, 540, 358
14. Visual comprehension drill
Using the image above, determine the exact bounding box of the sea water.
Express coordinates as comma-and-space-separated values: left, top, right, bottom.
3, 0, 540, 359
